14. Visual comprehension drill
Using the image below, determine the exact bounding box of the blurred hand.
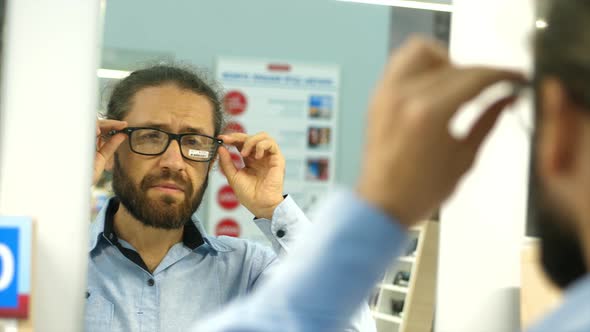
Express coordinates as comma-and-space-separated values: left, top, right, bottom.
93, 119, 127, 186
357, 37, 523, 227
218, 132, 285, 219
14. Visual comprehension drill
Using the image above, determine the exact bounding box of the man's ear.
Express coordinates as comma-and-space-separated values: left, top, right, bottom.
537, 77, 580, 180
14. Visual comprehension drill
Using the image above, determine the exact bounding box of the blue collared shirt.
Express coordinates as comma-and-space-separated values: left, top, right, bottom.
85, 195, 375, 332
526, 274, 590, 332
192, 190, 408, 331
190, 189, 590, 332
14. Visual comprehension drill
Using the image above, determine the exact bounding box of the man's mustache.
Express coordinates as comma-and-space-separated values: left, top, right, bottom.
141, 171, 192, 194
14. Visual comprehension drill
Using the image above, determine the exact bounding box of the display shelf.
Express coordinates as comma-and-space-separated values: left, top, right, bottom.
372, 220, 439, 332
398, 256, 416, 263
372, 311, 403, 324
378, 283, 409, 294
375, 318, 400, 332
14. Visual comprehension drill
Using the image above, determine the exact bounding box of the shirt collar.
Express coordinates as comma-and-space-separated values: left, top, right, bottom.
89, 197, 231, 253
191, 213, 233, 253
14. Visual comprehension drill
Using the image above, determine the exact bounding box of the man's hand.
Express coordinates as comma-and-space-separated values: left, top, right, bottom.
93, 119, 127, 186
357, 37, 524, 227
218, 132, 285, 220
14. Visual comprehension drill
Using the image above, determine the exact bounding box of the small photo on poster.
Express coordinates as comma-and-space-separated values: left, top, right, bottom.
308, 95, 333, 119
306, 158, 329, 181
307, 127, 331, 150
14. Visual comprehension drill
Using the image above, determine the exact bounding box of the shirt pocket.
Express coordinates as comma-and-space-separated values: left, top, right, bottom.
85, 289, 114, 332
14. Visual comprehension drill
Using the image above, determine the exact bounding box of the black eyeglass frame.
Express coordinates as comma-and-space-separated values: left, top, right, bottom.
109, 127, 223, 162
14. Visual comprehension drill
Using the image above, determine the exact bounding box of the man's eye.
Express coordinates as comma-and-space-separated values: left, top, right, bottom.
184, 138, 200, 146
140, 132, 162, 140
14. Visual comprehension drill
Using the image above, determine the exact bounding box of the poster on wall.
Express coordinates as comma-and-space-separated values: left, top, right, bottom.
208, 57, 340, 244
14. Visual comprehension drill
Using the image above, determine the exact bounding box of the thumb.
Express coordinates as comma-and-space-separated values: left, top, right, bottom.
97, 134, 126, 163
218, 146, 238, 183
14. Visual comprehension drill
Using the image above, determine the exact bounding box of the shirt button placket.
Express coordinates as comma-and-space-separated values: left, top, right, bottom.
143, 275, 160, 332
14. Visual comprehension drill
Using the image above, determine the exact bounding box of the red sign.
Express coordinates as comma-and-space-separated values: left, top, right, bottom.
217, 185, 239, 210
215, 218, 240, 237
267, 63, 291, 72
224, 121, 246, 134
223, 91, 247, 116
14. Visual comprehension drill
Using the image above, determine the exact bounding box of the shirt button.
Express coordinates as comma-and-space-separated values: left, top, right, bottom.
147, 278, 155, 287
276, 229, 286, 238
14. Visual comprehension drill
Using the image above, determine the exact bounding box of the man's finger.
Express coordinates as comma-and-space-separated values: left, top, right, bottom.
429, 67, 524, 121
218, 133, 249, 144
97, 134, 126, 162
98, 119, 127, 127
97, 120, 127, 135
254, 140, 274, 159
218, 133, 249, 153
464, 95, 517, 150
218, 146, 238, 182
241, 133, 271, 157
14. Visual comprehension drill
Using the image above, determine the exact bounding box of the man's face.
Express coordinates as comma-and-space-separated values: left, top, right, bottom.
529, 161, 586, 288
530, 87, 588, 288
112, 83, 215, 230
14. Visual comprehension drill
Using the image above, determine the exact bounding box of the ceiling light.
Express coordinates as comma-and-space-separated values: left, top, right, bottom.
535, 19, 548, 29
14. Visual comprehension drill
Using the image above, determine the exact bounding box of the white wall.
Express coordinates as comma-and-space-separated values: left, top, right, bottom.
436, 0, 534, 331
0, 1, 101, 330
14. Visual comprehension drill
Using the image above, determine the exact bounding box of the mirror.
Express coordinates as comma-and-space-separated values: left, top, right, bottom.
87, 1, 448, 331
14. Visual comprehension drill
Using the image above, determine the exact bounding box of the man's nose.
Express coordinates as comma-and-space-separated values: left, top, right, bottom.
158, 139, 185, 172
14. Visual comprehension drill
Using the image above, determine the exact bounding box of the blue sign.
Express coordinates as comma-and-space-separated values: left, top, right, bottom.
0, 227, 19, 308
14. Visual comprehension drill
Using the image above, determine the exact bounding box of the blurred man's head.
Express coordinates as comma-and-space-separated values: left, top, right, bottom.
104, 65, 225, 230
532, 0, 590, 288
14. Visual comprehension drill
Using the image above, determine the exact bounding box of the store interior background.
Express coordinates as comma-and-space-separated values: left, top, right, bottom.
96, 3, 462, 332
0, 0, 559, 331
99, 0, 448, 219
97, 1, 552, 332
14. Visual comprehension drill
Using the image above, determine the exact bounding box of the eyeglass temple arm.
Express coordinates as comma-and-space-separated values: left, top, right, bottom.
98, 129, 126, 139
510, 79, 533, 96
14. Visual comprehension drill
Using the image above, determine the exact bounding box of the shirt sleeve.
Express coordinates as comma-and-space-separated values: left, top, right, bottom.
253, 195, 311, 256
192, 189, 408, 332
252, 195, 376, 332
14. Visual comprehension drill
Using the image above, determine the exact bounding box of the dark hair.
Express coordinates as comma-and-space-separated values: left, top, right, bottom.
105, 64, 226, 136
534, 0, 590, 108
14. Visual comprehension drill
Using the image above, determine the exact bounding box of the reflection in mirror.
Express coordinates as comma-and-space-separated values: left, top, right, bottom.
0, 0, 5, 190
87, 1, 445, 331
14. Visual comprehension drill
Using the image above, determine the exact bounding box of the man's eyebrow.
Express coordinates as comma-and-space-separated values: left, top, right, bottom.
137, 122, 169, 130
135, 123, 208, 135
181, 127, 207, 135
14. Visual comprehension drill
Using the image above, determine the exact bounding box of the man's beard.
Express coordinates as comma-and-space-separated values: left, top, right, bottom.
529, 153, 587, 289
112, 155, 208, 230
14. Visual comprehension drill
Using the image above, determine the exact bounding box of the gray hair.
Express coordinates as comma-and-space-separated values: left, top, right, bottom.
104, 64, 226, 136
